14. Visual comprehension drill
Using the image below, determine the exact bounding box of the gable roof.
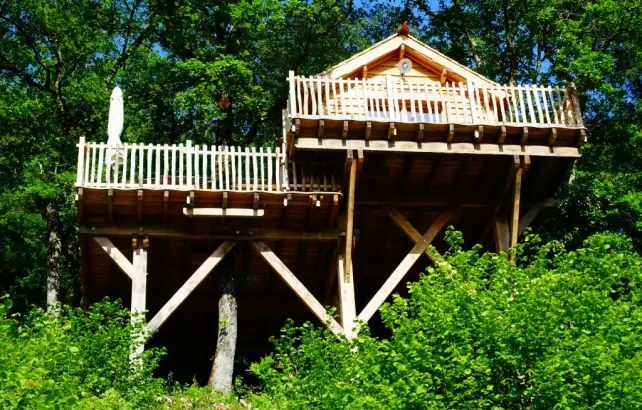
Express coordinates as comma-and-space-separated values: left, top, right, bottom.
319, 34, 498, 86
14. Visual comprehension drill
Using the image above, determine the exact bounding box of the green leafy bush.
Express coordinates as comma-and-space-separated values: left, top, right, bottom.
250, 231, 642, 409
0, 298, 243, 409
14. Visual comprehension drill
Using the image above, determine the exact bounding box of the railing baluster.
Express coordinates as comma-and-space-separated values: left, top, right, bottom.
260, 147, 265, 191
510, 84, 520, 124
170, 144, 176, 186
252, 147, 258, 191
289, 71, 297, 117
317, 76, 323, 117
534, 86, 545, 124
137, 143, 144, 187
481, 85, 491, 124
297, 77, 303, 118
244, 147, 250, 191
224, 146, 230, 190
275, 147, 281, 191
201, 145, 208, 190
211, 145, 217, 190
331, 78, 339, 119
186, 141, 192, 189
162, 144, 168, 187
76, 137, 86, 186
83, 141, 91, 187
309, 77, 316, 117
267, 147, 273, 192
524, 84, 536, 124
121, 144, 129, 188
229, 146, 236, 190
467, 82, 477, 123
324, 76, 331, 118
154, 145, 160, 188
129, 145, 136, 188
97, 143, 105, 187
90, 143, 98, 185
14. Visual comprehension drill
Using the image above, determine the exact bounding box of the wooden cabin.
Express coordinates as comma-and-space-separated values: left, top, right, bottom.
75, 33, 585, 381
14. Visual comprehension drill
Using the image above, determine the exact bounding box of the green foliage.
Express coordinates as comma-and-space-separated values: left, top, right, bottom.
250, 231, 642, 409
0, 297, 247, 409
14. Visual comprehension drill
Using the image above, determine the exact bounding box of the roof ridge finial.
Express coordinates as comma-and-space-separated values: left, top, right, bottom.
397, 21, 410, 36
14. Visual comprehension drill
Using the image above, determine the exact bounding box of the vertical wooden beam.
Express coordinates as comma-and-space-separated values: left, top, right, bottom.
344, 152, 357, 281
493, 217, 510, 253
130, 236, 148, 362
337, 254, 357, 339
509, 160, 524, 258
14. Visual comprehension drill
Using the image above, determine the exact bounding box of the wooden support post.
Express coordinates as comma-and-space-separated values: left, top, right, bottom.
498, 126, 507, 144
251, 241, 343, 335
399, 44, 405, 60
344, 152, 357, 281
318, 119, 325, 138
509, 158, 524, 259
548, 128, 557, 145
447, 124, 455, 142
475, 125, 484, 143
358, 208, 453, 323
521, 127, 529, 144
253, 193, 260, 210
76, 188, 84, 221
130, 236, 148, 362
364, 121, 372, 140
416, 123, 425, 141
362, 65, 368, 79
107, 189, 114, 222
137, 190, 143, 222
493, 217, 510, 253
146, 241, 237, 333
342, 121, 349, 139
163, 191, 169, 222
388, 122, 396, 140
337, 254, 357, 339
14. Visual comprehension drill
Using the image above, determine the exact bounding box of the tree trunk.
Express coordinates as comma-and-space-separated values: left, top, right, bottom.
45, 201, 62, 316
208, 263, 237, 394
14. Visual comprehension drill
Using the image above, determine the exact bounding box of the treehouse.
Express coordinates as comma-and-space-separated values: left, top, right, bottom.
75, 32, 586, 380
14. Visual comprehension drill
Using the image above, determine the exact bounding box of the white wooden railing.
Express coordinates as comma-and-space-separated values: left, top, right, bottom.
287, 71, 584, 128
75, 138, 341, 192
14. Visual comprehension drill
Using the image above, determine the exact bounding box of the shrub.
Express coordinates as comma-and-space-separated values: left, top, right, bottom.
250, 231, 642, 409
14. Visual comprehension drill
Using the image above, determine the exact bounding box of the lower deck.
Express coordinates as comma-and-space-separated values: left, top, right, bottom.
79, 149, 575, 382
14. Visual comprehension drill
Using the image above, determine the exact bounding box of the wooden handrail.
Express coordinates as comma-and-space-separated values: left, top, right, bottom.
75, 140, 340, 193
286, 71, 584, 128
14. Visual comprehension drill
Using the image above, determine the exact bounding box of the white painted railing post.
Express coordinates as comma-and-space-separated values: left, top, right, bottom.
386, 75, 394, 122
76, 137, 86, 186
289, 71, 297, 117
186, 140, 193, 189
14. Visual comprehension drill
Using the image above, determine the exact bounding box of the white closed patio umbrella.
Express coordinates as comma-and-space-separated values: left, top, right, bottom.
107, 86, 124, 170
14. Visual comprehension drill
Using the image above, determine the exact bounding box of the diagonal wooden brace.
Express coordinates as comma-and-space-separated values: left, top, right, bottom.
146, 240, 237, 333
252, 241, 344, 336
358, 208, 454, 323
387, 208, 448, 265
94, 237, 137, 280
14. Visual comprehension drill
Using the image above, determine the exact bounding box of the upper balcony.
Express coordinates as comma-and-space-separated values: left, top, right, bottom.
284, 34, 586, 158
285, 73, 585, 153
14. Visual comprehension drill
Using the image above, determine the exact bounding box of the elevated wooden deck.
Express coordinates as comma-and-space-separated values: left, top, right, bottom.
75, 66, 587, 382
284, 73, 586, 158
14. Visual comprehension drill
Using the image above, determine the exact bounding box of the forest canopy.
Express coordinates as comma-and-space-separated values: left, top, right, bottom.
1, 0, 642, 407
